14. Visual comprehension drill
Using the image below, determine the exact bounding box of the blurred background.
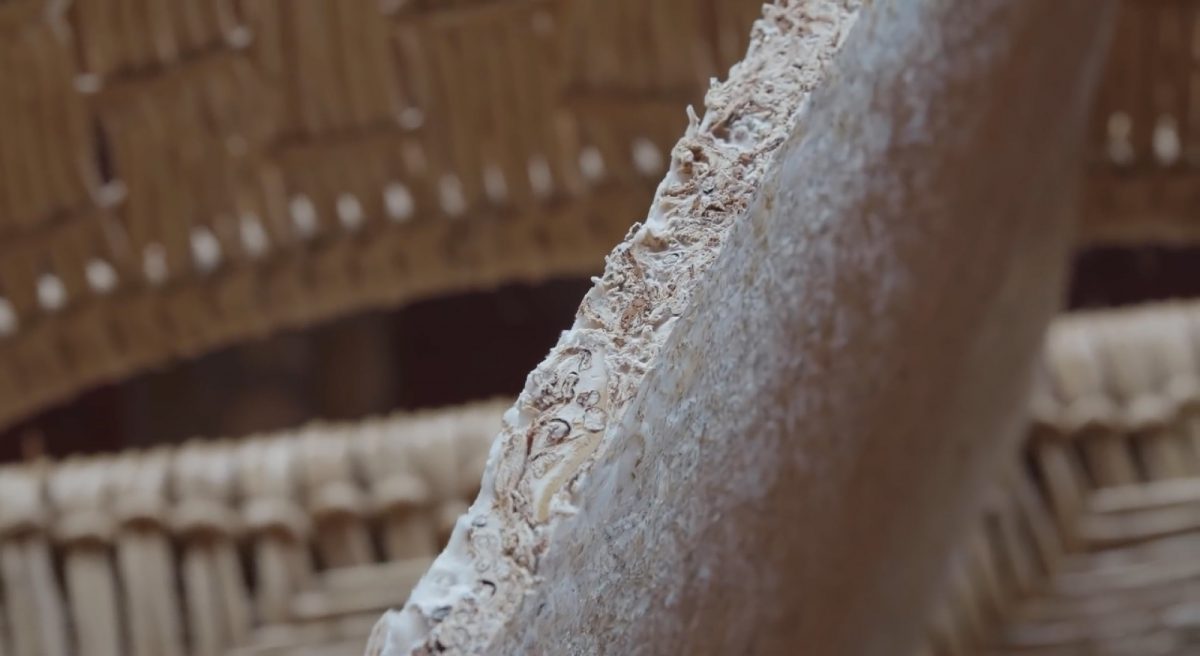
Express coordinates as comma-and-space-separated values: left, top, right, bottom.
0, 0, 1195, 462
0, 0, 769, 460
3, 248, 1198, 463
0, 278, 590, 460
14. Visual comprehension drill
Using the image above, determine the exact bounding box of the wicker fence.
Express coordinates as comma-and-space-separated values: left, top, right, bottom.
0, 399, 504, 656
927, 301, 1200, 655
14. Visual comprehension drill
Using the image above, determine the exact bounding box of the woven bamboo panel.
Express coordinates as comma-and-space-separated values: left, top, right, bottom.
926, 301, 1200, 656
0, 0, 764, 432
0, 399, 505, 656
1085, 0, 1200, 245
3, 0, 1198, 429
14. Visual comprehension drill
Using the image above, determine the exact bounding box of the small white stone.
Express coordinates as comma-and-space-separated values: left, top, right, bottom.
240, 213, 270, 258
385, 183, 415, 222
579, 147, 605, 183
337, 193, 365, 231
290, 195, 319, 238
36, 274, 67, 311
85, 259, 118, 294
190, 226, 222, 273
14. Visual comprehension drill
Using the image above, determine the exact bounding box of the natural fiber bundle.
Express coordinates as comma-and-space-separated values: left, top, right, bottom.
370, 1, 1114, 654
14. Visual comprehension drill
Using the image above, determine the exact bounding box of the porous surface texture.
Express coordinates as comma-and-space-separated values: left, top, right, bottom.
369, 1, 1116, 654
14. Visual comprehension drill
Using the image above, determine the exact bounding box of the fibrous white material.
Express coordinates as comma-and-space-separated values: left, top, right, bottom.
369, 0, 1116, 654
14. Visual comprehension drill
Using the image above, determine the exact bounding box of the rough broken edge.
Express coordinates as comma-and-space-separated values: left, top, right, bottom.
367, 1, 862, 653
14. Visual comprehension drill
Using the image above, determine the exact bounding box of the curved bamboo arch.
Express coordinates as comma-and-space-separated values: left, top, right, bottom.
0, 0, 1197, 432
0, 0, 766, 431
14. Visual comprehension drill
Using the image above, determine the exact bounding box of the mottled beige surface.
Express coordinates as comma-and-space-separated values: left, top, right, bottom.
371, 1, 1116, 654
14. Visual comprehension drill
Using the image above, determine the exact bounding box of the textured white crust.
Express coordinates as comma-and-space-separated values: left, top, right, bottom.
370, 2, 863, 654
370, 0, 1116, 654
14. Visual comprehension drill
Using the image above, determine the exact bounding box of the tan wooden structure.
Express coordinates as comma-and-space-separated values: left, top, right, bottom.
0, 400, 504, 656
928, 302, 1200, 656
0, 0, 764, 430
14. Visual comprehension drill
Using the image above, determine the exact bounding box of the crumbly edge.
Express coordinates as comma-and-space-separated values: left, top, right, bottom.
368, 2, 861, 654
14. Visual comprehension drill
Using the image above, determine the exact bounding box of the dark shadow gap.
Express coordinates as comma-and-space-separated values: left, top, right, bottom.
1068, 246, 1200, 310
0, 277, 591, 463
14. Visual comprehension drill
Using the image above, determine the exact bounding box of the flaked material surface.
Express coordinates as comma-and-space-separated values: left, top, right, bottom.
371, 0, 1115, 654
369, 2, 861, 653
